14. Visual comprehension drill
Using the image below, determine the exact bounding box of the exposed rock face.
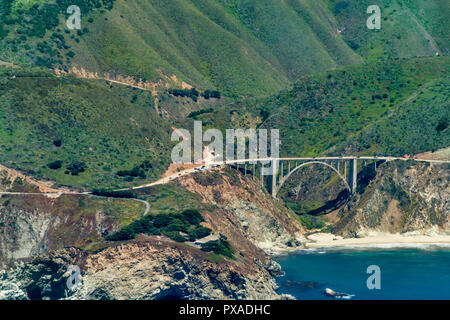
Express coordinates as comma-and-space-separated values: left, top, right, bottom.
0, 240, 291, 300
71, 240, 285, 300
0, 167, 302, 300
0, 248, 82, 300
0, 205, 53, 267
0, 194, 128, 269
178, 168, 305, 254
281, 165, 346, 203
334, 162, 449, 237
1, 161, 448, 300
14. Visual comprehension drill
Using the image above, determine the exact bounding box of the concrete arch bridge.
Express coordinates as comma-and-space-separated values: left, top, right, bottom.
212, 156, 449, 198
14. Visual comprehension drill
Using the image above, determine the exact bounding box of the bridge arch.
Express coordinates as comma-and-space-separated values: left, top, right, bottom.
275, 161, 351, 197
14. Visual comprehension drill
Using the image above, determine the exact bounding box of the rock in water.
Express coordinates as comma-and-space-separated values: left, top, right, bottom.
324, 288, 351, 299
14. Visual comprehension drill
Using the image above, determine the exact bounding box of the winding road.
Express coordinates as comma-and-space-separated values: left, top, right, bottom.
2, 155, 449, 195
0, 155, 448, 216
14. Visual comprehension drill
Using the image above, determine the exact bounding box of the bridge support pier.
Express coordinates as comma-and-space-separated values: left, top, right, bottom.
269, 159, 279, 198
260, 165, 264, 186
350, 158, 357, 194
237, 157, 364, 198
344, 161, 347, 177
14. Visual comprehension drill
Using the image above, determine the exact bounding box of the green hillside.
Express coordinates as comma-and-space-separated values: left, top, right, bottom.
2, 0, 447, 97
234, 56, 449, 157
1, 57, 445, 191
0, 1, 448, 191
338, 75, 449, 155
0, 67, 172, 189
328, 0, 449, 61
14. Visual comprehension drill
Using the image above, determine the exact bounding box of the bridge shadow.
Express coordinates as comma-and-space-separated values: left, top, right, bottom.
292, 161, 380, 217
231, 160, 381, 217
303, 189, 350, 216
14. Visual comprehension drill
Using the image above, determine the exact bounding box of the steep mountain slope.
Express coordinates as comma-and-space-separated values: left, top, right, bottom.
1, 0, 447, 97
337, 75, 449, 156
0, 0, 358, 96
0, 67, 172, 189
328, 0, 449, 60
0, 57, 447, 191
0, 0, 448, 301
248, 56, 449, 157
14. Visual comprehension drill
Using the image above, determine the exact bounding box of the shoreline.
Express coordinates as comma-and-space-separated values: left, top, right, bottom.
270, 232, 450, 256
303, 232, 450, 250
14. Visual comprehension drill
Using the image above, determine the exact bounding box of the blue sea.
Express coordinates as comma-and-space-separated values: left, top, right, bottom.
275, 246, 450, 300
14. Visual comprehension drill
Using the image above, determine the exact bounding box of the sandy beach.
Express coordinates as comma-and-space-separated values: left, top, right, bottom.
304, 232, 450, 249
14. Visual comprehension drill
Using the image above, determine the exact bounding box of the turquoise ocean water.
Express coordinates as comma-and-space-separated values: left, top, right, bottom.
275, 246, 450, 300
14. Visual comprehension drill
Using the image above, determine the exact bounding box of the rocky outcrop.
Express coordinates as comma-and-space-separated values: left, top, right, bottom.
0, 205, 53, 267
334, 162, 449, 237
178, 168, 305, 254
71, 240, 286, 300
0, 240, 292, 300
0, 248, 83, 300
0, 167, 303, 300
0, 194, 130, 269
1, 161, 448, 300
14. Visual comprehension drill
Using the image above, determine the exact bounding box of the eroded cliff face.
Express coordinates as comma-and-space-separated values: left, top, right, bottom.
0, 167, 301, 300
0, 239, 289, 300
0, 248, 83, 300
334, 162, 449, 237
177, 168, 306, 254
0, 204, 52, 266
70, 239, 284, 300
0, 194, 142, 269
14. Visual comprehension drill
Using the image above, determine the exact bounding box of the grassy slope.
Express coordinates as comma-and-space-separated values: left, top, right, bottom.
226, 56, 449, 157
327, 0, 449, 61
2, 1, 448, 96
0, 1, 447, 190
338, 75, 449, 155
60, 0, 364, 96
0, 0, 446, 245
0, 0, 355, 97
0, 67, 172, 190
215, 0, 362, 79
167, 57, 449, 160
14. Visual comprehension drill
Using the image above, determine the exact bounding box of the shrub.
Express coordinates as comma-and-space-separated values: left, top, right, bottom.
106, 209, 210, 243
168, 88, 200, 101
297, 214, 325, 230
187, 108, 213, 119
201, 235, 235, 259
181, 209, 204, 225
202, 90, 221, 99
66, 161, 86, 175
92, 189, 137, 199
53, 139, 62, 147
106, 228, 135, 241
48, 160, 62, 170
436, 118, 448, 132
162, 230, 186, 242
140, 160, 152, 170
188, 226, 211, 240
116, 161, 151, 179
